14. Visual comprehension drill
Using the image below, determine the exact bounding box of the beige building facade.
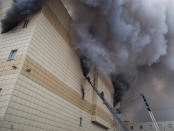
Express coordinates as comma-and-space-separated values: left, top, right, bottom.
0, 0, 115, 130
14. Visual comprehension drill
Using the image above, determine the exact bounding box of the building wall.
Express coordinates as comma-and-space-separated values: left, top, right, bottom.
0, 0, 12, 19
0, 0, 37, 130
128, 121, 174, 131
0, 1, 114, 130
92, 76, 113, 127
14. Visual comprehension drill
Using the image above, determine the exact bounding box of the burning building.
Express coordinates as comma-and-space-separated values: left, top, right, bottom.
0, 0, 116, 130
1, 0, 174, 131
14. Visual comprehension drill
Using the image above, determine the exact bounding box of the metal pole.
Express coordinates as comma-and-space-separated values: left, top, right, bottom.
141, 94, 160, 131
86, 76, 130, 131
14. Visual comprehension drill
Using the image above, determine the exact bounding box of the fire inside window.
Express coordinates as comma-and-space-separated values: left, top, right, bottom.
8, 49, 17, 60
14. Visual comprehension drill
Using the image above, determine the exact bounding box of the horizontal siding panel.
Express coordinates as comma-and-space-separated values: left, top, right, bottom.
27, 13, 85, 95
3, 75, 106, 131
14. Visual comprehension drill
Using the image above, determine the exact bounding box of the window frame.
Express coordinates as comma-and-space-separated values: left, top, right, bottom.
8, 49, 17, 61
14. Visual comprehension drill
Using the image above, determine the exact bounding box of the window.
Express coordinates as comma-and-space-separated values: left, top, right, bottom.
80, 117, 83, 127
148, 125, 153, 129
8, 49, 17, 60
130, 126, 134, 130
168, 124, 173, 128
158, 124, 163, 129
139, 125, 143, 129
81, 86, 85, 100
0, 88, 2, 93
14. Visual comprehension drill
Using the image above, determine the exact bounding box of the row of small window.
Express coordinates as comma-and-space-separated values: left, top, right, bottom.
130, 124, 173, 130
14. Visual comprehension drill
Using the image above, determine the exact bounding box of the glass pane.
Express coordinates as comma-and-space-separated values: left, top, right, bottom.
168, 124, 173, 128
8, 50, 17, 60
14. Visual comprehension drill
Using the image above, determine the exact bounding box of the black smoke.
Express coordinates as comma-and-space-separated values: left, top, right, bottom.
1, 0, 132, 106
80, 56, 91, 78
79, 53, 130, 106
1, 0, 46, 33
110, 74, 130, 106
63, 0, 174, 106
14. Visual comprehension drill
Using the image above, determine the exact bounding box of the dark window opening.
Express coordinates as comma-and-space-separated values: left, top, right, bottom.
140, 125, 143, 129
80, 117, 83, 127
130, 126, 134, 130
81, 84, 85, 100
8, 49, 17, 60
0, 88, 2, 93
116, 108, 121, 114
23, 19, 29, 28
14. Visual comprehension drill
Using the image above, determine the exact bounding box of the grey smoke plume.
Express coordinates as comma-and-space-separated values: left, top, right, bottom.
0, 0, 4, 4
70, 0, 169, 75
1, 0, 46, 33
0, 0, 3, 4
1, 0, 174, 105
63, 0, 174, 104
122, 63, 174, 122
0, 0, 4, 10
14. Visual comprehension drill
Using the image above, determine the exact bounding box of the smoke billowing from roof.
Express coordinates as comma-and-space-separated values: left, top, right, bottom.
63, 0, 174, 104
1, 0, 46, 33
2, 0, 174, 105
69, 0, 169, 75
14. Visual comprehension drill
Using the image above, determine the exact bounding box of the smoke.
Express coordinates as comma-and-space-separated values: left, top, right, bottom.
122, 63, 174, 122
111, 74, 130, 106
1, 0, 46, 33
0, 0, 4, 4
1, 0, 174, 105
0, 0, 4, 10
70, 0, 168, 75
0, 0, 3, 4
62, 0, 174, 104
